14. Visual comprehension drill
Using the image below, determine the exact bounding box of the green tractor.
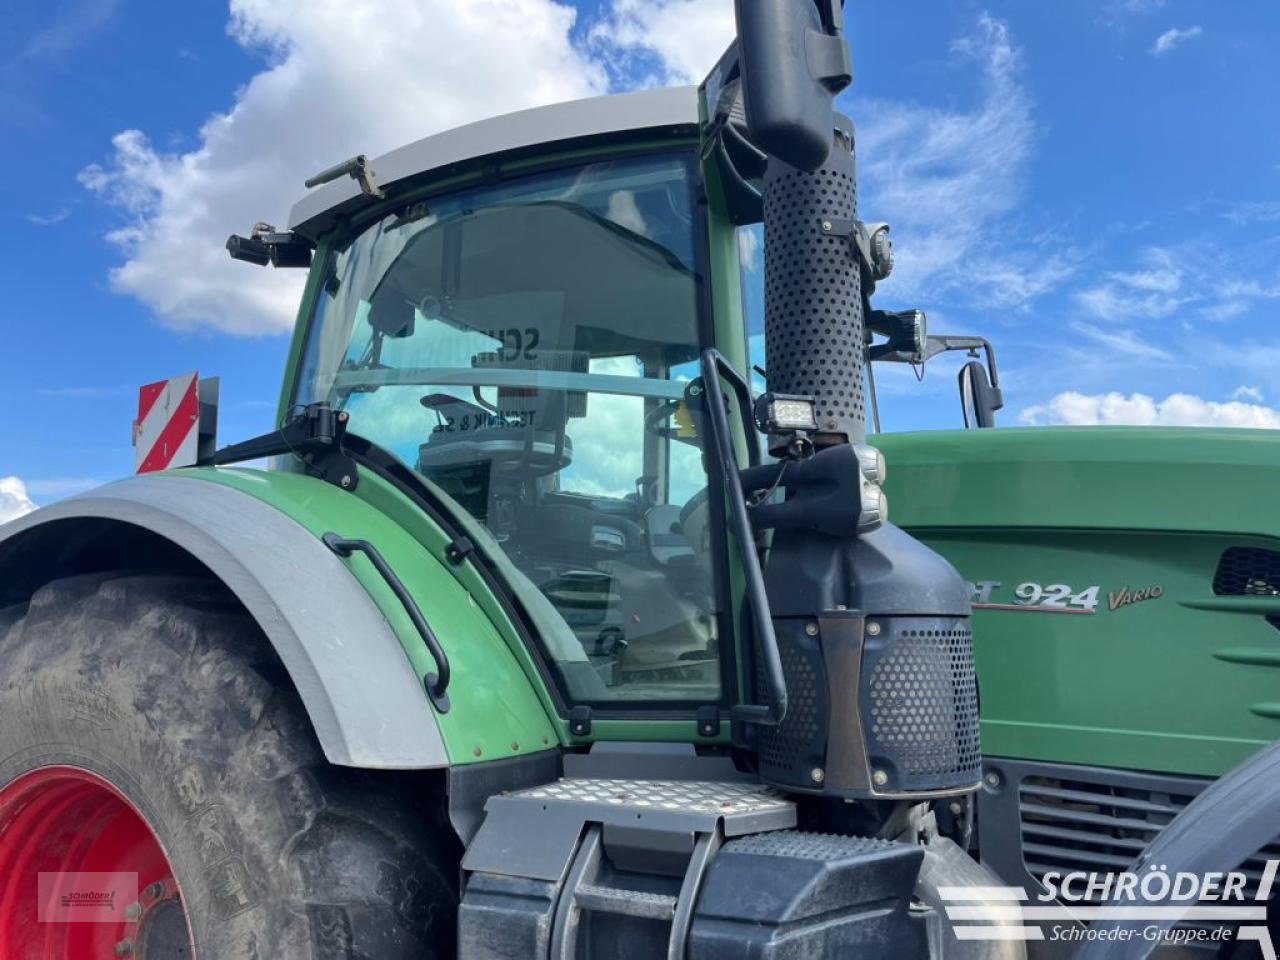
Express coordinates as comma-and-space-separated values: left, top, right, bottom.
1, 2, 1273, 958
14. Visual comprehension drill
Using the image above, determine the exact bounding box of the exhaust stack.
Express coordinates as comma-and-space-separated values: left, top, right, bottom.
749, 116, 982, 801
762, 117, 866, 450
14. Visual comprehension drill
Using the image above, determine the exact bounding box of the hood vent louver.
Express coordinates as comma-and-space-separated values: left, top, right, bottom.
1213, 547, 1280, 597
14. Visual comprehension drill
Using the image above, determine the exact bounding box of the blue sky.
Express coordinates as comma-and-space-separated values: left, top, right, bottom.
2, 0, 1278, 519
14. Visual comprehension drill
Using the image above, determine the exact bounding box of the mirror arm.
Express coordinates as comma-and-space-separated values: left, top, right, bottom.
919, 335, 1002, 387
919, 334, 982, 362
927, 336, 1005, 411
871, 332, 1005, 415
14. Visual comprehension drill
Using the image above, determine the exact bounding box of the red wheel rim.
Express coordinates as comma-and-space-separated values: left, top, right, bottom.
0, 765, 195, 959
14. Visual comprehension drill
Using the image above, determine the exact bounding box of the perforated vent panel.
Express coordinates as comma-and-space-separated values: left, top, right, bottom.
862, 620, 981, 791
756, 625, 825, 784
762, 130, 865, 443
1213, 546, 1280, 596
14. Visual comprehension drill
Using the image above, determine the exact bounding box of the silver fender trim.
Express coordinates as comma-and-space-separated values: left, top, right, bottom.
0, 475, 449, 769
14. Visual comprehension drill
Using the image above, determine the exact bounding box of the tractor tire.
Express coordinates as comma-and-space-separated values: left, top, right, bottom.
0, 572, 459, 959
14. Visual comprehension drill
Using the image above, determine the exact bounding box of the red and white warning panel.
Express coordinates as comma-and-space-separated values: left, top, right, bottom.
133, 373, 219, 473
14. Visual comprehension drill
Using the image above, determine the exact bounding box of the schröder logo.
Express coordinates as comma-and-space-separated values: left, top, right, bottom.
939, 861, 1277, 957
38, 871, 138, 924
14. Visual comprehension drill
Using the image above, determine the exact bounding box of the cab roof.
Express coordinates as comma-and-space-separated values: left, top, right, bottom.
287, 86, 700, 240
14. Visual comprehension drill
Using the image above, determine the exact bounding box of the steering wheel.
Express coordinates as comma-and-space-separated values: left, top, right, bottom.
644, 399, 700, 447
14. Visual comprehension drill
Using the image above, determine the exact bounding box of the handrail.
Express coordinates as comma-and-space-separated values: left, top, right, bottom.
698, 348, 786, 726
323, 532, 451, 713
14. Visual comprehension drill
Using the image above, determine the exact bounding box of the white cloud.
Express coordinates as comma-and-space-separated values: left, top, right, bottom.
2, 0, 121, 126
1224, 201, 1280, 225
587, 9, 1074, 312
14, 0, 119, 65
1070, 321, 1172, 361
970, 250, 1078, 310
24, 207, 72, 226
1022, 391, 1280, 428
1202, 300, 1249, 322
1075, 246, 1190, 320
1075, 285, 1184, 320
1074, 245, 1280, 334
858, 14, 1074, 310
79, 0, 608, 336
1203, 343, 1280, 401
82, 4, 1074, 334
1220, 279, 1280, 300
1099, 0, 1165, 29
0, 477, 37, 524
1107, 266, 1180, 293
1233, 385, 1265, 403
589, 0, 734, 86
1150, 25, 1202, 55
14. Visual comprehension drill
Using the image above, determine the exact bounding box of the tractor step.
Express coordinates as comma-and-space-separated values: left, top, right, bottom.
458, 777, 927, 959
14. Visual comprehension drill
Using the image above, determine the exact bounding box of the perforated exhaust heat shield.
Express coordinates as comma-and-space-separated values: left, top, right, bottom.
762, 116, 865, 447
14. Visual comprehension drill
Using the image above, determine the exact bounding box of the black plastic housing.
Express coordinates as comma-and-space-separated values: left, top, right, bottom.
753, 524, 981, 799
689, 830, 926, 959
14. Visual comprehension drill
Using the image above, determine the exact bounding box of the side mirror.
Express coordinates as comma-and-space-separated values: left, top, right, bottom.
733, 0, 852, 171
958, 360, 1003, 429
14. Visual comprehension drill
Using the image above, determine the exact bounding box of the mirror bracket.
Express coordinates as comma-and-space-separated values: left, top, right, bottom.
819, 218, 893, 285
806, 27, 853, 94
226, 221, 314, 269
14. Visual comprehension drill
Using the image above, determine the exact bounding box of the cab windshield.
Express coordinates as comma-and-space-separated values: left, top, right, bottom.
294, 152, 724, 706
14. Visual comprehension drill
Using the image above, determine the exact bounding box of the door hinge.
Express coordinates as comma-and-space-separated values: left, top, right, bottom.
569, 705, 592, 737
696, 706, 720, 738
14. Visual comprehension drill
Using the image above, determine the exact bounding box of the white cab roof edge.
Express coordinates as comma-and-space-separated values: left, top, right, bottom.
288, 86, 700, 238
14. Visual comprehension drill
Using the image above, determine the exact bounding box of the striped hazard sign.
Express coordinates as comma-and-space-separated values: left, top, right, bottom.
134, 372, 206, 473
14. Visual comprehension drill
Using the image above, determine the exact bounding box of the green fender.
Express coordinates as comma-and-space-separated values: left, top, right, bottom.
0, 468, 558, 768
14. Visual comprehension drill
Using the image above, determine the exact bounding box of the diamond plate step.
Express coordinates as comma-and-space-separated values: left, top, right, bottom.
462, 777, 795, 882
515, 778, 791, 819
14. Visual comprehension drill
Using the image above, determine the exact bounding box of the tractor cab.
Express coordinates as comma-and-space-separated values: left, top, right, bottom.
293, 148, 724, 703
